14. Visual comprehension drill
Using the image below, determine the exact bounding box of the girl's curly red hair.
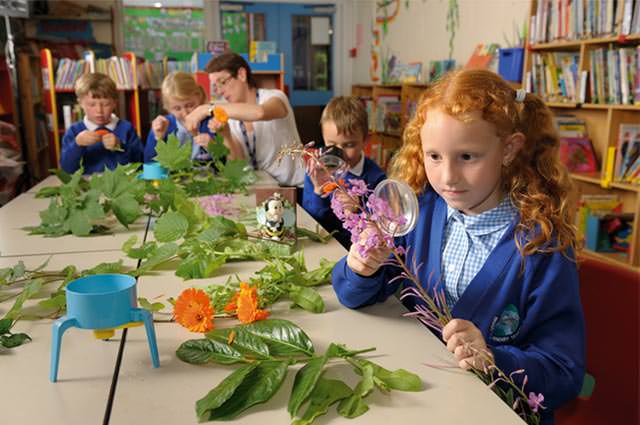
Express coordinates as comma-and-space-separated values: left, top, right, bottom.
389, 69, 578, 258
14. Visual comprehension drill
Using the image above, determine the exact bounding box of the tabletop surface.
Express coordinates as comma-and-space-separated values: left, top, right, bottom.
0, 172, 524, 425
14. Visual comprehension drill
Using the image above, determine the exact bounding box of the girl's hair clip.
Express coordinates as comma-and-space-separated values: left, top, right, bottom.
515, 89, 526, 103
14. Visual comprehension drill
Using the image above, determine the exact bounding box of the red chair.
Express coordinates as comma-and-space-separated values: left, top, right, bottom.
556, 256, 639, 425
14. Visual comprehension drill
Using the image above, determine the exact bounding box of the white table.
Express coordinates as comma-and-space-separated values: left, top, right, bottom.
0, 193, 148, 257
0, 252, 141, 425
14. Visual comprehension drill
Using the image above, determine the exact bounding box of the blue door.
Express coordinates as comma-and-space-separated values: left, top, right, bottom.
220, 2, 334, 107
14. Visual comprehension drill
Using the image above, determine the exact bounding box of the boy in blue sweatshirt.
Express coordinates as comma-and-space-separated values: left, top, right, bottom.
60, 72, 142, 174
303, 96, 386, 248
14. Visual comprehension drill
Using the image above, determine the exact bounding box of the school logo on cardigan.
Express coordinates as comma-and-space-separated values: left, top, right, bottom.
490, 304, 520, 343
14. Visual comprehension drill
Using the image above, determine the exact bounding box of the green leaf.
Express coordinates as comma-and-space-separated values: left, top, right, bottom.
222, 159, 250, 183
205, 360, 289, 420
81, 260, 125, 276
195, 362, 258, 421
293, 378, 353, 425
35, 186, 60, 198
138, 297, 164, 313
136, 243, 179, 274
288, 356, 328, 417
154, 211, 189, 242
288, 287, 325, 313
66, 209, 92, 236
198, 216, 243, 241
38, 294, 67, 311
121, 235, 139, 254
337, 364, 374, 418
176, 338, 244, 365
353, 359, 423, 392
207, 138, 229, 162
174, 192, 207, 235
243, 319, 314, 358
154, 134, 192, 171
206, 328, 271, 361
175, 254, 227, 280
83, 189, 106, 221
4, 278, 44, 320
112, 193, 141, 227
0, 318, 13, 334
0, 333, 32, 348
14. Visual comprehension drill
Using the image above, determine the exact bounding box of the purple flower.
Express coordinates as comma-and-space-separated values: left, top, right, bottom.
330, 194, 347, 220
198, 194, 238, 217
527, 392, 544, 413
347, 179, 369, 197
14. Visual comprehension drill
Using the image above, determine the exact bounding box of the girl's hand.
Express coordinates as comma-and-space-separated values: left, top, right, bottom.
151, 115, 169, 140
102, 133, 122, 151
442, 319, 493, 370
346, 226, 392, 276
193, 133, 212, 148
184, 104, 211, 135
76, 130, 101, 147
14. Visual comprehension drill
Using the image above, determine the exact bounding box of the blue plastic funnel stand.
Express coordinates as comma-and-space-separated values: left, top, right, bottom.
50, 274, 160, 383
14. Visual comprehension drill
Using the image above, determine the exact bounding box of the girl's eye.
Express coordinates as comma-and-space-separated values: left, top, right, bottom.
461, 153, 475, 161
428, 153, 440, 161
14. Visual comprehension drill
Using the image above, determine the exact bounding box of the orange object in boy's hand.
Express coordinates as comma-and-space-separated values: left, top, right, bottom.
95, 128, 110, 137
213, 106, 228, 125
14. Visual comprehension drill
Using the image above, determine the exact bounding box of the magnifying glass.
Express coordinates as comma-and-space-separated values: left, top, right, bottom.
373, 179, 419, 237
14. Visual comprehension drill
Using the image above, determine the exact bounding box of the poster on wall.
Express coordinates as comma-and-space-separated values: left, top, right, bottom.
222, 12, 249, 54
123, 7, 205, 61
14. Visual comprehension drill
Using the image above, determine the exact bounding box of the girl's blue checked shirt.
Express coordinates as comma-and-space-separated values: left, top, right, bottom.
442, 197, 518, 307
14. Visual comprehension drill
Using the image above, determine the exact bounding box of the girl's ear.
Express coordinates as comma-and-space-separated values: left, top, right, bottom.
503, 132, 525, 166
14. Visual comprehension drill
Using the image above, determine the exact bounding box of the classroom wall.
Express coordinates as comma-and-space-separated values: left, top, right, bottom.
351, 0, 530, 84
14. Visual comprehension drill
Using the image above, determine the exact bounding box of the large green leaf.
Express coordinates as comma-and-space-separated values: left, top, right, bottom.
207, 138, 229, 162
112, 193, 141, 227
198, 216, 243, 242
154, 211, 189, 242
0, 333, 32, 348
206, 328, 271, 360
353, 359, 423, 392
196, 363, 257, 421
293, 378, 353, 425
206, 360, 289, 420
176, 338, 244, 365
288, 356, 328, 417
243, 319, 314, 358
288, 287, 324, 313
154, 134, 192, 171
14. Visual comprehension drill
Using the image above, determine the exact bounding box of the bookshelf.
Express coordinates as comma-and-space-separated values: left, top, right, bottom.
17, 53, 50, 181
352, 83, 428, 171
524, 0, 640, 271
40, 48, 145, 167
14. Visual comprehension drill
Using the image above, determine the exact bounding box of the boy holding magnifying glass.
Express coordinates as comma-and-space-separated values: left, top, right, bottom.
302, 96, 386, 248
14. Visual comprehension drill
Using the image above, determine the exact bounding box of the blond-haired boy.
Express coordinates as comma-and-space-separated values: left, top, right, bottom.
60, 72, 142, 174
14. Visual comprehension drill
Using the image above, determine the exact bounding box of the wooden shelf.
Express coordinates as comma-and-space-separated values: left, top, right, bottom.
570, 172, 602, 185
531, 33, 640, 50
580, 250, 638, 272
525, 0, 640, 270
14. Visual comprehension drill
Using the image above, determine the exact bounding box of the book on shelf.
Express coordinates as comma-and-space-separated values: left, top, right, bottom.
559, 137, 599, 173
615, 123, 640, 181
588, 46, 639, 105
250, 41, 277, 63
374, 95, 402, 135
531, 0, 640, 43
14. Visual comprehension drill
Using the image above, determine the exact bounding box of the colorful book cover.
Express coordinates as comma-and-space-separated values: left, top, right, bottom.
559, 137, 598, 173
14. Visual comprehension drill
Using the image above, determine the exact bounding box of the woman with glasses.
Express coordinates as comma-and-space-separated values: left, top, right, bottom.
184, 52, 305, 200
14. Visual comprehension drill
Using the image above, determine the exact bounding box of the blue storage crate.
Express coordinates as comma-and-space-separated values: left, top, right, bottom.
498, 48, 524, 83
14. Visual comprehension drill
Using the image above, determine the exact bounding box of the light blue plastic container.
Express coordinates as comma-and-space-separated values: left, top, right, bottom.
139, 162, 168, 181
50, 274, 160, 382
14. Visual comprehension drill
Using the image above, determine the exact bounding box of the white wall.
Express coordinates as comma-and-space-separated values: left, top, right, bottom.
351, 0, 531, 84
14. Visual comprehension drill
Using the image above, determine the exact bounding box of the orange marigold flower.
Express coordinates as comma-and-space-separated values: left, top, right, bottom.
173, 288, 214, 333
235, 282, 269, 324
224, 292, 239, 313
213, 106, 229, 124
